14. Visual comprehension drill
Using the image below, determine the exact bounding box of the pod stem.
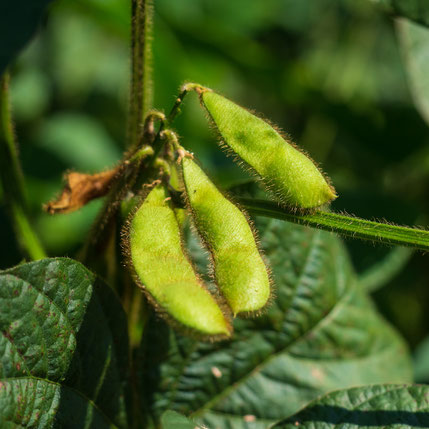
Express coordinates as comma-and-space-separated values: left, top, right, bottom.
0, 73, 46, 260
128, 288, 147, 348
147, 85, 194, 162
240, 198, 429, 252
128, 0, 154, 148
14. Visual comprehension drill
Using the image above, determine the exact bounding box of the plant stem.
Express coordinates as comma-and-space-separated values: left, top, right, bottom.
147, 87, 190, 162
240, 198, 429, 252
128, 0, 154, 148
0, 73, 46, 260
0, 75, 26, 207
128, 289, 146, 348
10, 204, 46, 260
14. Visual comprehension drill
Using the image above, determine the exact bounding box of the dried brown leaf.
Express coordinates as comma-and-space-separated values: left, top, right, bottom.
44, 168, 118, 214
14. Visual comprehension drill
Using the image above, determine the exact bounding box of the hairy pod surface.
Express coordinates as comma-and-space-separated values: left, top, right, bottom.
128, 183, 231, 337
201, 90, 337, 209
181, 157, 271, 315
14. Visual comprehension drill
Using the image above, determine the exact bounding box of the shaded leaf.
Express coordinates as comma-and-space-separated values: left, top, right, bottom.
161, 410, 200, 429
358, 246, 413, 292
0, 378, 115, 429
0, 258, 129, 428
0, 1, 55, 74
371, 0, 429, 27
35, 113, 122, 172
272, 384, 429, 428
141, 219, 412, 428
414, 336, 429, 382
397, 19, 429, 126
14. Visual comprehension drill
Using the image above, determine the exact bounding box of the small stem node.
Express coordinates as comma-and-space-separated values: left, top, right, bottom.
128, 145, 154, 164
180, 82, 208, 94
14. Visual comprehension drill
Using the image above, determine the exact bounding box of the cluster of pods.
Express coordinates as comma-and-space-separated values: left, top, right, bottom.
125, 86, 337, 339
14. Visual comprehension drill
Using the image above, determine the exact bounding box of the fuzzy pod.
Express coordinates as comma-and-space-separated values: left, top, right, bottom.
200, 90, 337, 209
128, 183, 231, 337
181, 156, 271, 316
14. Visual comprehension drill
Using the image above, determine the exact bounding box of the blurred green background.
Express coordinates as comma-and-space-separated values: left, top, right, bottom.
1, 0, 429, 379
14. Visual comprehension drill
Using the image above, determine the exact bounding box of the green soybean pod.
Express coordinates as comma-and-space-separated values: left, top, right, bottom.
200, 89, 337, 209
128, 183, 231, 337
181, 156, 271, 316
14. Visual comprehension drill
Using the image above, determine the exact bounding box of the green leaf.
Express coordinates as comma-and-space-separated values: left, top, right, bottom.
272, 384, 429, 428
414, 336, 429, 382
35, 114, 122, 172
141, 220, 412, 429
0, 378, 115, 429
371, 0, 429, 27
0, 1, 56, 74
0, 258, 129, 428
358, 247, 413, 292
397, 19, 429, 126
161, 411, 200, 429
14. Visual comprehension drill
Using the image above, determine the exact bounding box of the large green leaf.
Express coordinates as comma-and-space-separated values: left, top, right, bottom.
0, 1, 56, 75
371, 0, 429, 27
141, 219, 412, 429
272, 384, 429, 428
397, 19, 429, 126
0, 378, 115, 429
0, 258, 130, 428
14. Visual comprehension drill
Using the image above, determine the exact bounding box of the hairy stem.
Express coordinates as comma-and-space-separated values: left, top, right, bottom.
0, 73, 46, 260
148, 86, 190, 162
240, 198, 429, 252
128, 0, 154, 147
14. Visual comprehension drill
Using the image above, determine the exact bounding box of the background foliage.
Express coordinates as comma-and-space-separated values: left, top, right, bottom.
2, 0, 429, 353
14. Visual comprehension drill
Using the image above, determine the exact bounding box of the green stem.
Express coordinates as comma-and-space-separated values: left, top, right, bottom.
240, 198, 429, 252
148, 87, 190, 162
10, 204, 46, 260
128, 0, 154, 147
0, 75, 26, 206
0, 73, 46, 260
165, 87, 192, 124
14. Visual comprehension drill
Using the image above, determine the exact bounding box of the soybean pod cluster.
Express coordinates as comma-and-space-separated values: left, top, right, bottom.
124, 85, 337, 340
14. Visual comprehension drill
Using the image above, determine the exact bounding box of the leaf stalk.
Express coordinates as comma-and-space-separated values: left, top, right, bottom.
240, 198, 429, 252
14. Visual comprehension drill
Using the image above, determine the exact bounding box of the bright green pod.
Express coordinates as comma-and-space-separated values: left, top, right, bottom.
181, 157, 271, 316
128, 184, 231, 337
201, 90, 337, 209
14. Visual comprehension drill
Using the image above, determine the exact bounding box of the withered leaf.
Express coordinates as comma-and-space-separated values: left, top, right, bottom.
44, 168, 118, 214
